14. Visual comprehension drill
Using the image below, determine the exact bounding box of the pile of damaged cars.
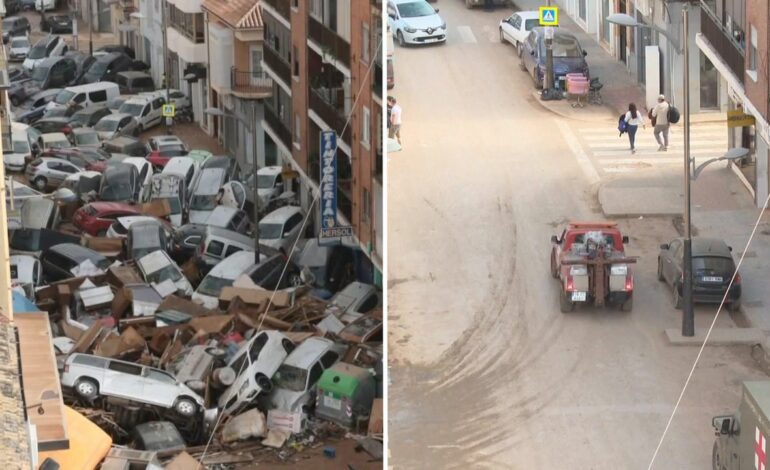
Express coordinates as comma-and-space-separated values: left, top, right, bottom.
6, 146, 383, 466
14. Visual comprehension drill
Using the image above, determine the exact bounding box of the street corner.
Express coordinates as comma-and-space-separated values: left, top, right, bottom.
531, 90, 616, 124
665, 327, 765, 346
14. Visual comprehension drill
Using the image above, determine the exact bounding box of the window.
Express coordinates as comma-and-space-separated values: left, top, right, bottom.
292, 0, 298, 7
308, 363, 324, 387
73, 354, 107, 367
293, 113, 300, 144
207, 240, 224, 256
145, 369, 176, 383
511, 14, 520, 29
578, 0, 587, 21
362, 23, 370, 63
320, 351, 338, 369
359, 293, 378, 312
225, 245, 242, 257
362, 106, 371, 146
748, 25, 758, 81
362, 187, 370, 223
250, 47, 263, 75
292, 46, 299, 77
108, 360, 142, 375
248, 332, 268, 362
73, 93, 86, 103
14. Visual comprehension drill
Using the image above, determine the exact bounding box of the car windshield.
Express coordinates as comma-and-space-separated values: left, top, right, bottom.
541, 36, 582, 58
145, 263, 181, 284
257, 174, 276, 189
53, 89, 75, 104
119, 103, 144, 117
693, 256, 734, 273
94, 119, 118, 131
273, 364, 308, 392
397, 1, 436, 17
76, 133, 99, 145
190, 194, 217, 211
524, 19, 538, 30
27, 45, 47, 60
2, 19, 14, 29
11, 38, 29, 48
30, 66, 49, 83
196, 275, 233, 297
12, 139, 30, 154
101, 182, 133, 201
258, 222, 283, 239
89, 60, 108, 75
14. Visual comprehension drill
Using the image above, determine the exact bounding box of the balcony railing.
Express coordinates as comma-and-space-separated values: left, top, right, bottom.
264, 102, 292, 149
263, 45, 292, 86
231, 68, 273, 98
263, 0, 290, 21
308, 16, 350, 68
309, 87, 351, 144
373, 61, 382, 98
701, 8, 745, 85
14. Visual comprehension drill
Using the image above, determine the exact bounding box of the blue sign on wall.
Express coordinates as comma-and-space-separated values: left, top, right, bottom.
319, 131, 353, 239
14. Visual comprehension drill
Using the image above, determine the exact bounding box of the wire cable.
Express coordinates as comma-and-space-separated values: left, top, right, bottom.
647, 191, 770, 469
197, 32, 384, 464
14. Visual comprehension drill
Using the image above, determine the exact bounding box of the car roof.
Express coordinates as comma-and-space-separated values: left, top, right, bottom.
207, 206, 238, 225
152, 135, 183, 144
116, 215, 158, 227
124, 95, 153, 104
689, 237, 733, 257
261, 206, 302, 223
514, 10, 540, 19
282, 337, 334, 369
208, 250, 257, 278
49, 243, 104, 261
258, 166, 282, 176
71, 127, 96, 135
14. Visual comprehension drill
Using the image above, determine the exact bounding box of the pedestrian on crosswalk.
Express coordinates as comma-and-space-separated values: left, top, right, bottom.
651, 94, 670, 151
624, 103, 646, 154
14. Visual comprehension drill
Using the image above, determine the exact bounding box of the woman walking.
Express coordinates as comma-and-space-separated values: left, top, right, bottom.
624, 103, 646, 154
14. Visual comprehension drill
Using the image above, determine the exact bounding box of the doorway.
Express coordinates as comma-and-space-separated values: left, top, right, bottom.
619, 0, 627, 63
699, 52, 719, 109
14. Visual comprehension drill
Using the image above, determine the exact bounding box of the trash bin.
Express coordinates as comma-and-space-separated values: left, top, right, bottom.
314, 363, 376, 428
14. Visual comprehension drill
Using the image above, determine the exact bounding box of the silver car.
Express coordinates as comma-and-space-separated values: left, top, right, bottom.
25, 157, 81, 191
60, 353, 204, 417
94, 112, 139, 140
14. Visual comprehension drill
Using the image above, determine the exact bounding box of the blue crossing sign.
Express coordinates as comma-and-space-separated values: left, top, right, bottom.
539, 6, 558, 26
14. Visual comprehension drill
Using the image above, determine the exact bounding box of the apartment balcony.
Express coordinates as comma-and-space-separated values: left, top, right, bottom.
263, 0, 290, 21
309, 86, 351, 144
701, 9, 744, 85
264, 101, 292, 149
308, 16, 350, 68
263, 45, 292, 87
231, 68, 273, 99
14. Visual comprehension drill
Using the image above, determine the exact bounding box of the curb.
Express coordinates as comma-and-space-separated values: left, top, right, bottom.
530, 91, 615, 124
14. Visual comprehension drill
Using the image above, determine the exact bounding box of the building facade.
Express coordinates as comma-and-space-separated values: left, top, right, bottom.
260, 0, 383, 281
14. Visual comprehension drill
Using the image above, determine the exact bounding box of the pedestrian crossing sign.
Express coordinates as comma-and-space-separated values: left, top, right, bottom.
539, 6, 559, 26
162, 104, 175, 117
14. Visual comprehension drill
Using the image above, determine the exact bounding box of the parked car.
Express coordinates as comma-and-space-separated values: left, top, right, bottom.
217, 331, 295, 416
99, 162, 139, 202
254, 166, 284, 208
266, 337, 343, 413
32, 117, 76, 135
34, 0, 55, 12
197, 226, 257, 272
115, 71, 155, 94
140, 89, 190, 109
2, 16, 30, 43
68, 128, 100, 148
40, 147, 108, 171
4, 0, 21, 16
258, 206, 305, 253
205, 206, 251, 233
520, 27, 589, 89
23, 35, 67, 71
101, 136, 148, 158
40, 243, 110, 281
8, 36, 30, 61
106, 215, 168, 238
41, 14, 72, 33
96, 44, 136, 59
147, 135, 188, 168
29, 56, 77, 89
188, 167, 227, 223
126, 220, 168, 260
70, 104, 112, 128
73, 201, 141, 236
658, 237, 742, 311
60, 353, 205, 417
324, 281, 381, 322
386, 0, 446, 46
81, 52, 135, 83
25, 156, 80, 190
65, 50, 97, 84
94, 113, 139, 140
499, 11, 539, 56
48, 82, 120, 111
37, 132, 73, 153
136, 250, 192, 296
118, 95, 165, 133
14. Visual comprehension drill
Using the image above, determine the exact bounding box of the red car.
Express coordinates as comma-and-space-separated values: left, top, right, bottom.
73, 202, 141, 236
146, 136, 188, 170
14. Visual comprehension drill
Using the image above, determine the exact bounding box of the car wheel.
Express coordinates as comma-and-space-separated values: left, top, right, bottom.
499, 28, 504, 43
74, 378, 98, 400
673, 284, 683, 309
712, 442, 721, 470
255, 373, 273, 393
559, 290, 574, 313
550, 251, 559, 279
174, 397, 197, 417
33, 177, 47, 191
657, 259, 665, 281
397, 30, 406, 47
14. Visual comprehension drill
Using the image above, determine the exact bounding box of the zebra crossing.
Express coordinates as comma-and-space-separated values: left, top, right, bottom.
576, 123, 729, 175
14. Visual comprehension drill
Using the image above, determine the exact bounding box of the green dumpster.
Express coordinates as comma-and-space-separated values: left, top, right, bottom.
314, 362, 375, 428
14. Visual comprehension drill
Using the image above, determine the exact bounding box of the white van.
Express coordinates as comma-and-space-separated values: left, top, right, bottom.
192, 250, 259, 309
5, 122, 33, 172
35, 0, 56, 12
119, 95, 165, 133
47, 82, 120, 111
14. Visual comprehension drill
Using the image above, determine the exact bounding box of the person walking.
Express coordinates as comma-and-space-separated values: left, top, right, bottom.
388, 96, 402, 145
624, 103, 645, 154
651, 94, 670, 151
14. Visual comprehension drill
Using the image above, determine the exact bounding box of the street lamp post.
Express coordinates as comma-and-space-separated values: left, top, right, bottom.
205, 106, 261, 265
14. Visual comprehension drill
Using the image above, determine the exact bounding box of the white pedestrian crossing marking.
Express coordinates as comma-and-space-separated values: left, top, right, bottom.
574, 123, 729, 175
457, 26, 477, 44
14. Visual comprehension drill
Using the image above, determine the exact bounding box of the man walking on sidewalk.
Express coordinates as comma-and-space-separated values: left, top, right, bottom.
652, 94, 670, 151
388, 96, 402, 145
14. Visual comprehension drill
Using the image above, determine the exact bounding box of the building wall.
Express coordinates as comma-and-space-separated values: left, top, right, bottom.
745, 0, 769, 122
291, 2, 308, 173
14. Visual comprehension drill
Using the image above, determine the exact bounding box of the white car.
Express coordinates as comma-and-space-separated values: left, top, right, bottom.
94, 113, 139, 140
23, 35, 67, 70
387, 0, 446, 46
140, 89, 190, 109
106, 215, 166, 238
499, 11, 539, 56
119, 95, 166, 133
218, 331, 295, 416
38, 132, 72, 151
5, 122, 33, 172
192, 250, 261, 309
267, 337, 343, 413
136, 250, 193, 297
10, 254, 42, 298
8, 36, 31, 62
258, 206, 305, 253
256, 166, 284, 208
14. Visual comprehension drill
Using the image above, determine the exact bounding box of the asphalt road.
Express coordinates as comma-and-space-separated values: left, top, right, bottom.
387, 2, 766, 469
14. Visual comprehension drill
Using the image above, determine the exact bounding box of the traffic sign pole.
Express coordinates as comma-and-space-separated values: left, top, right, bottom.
545, 27, 554, 91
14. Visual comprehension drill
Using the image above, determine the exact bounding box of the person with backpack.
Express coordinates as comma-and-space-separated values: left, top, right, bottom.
651, 94, 670, 151
624, 103, 646, 154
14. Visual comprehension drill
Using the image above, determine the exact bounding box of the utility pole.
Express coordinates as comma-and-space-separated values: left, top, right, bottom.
681, 4, 694, 337
252, 103, 260, 265
162, 0, 170, 133
544, 26, 554, 91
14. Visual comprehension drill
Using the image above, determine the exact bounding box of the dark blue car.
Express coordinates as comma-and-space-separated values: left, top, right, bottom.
520, 27, 589, 89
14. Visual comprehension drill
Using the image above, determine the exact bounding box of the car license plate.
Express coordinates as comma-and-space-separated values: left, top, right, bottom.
323, 395, 341, 410
571, 291, 587, 302
702, 276, 723, 283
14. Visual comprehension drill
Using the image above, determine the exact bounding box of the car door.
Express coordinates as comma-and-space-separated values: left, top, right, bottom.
283, 213, 303, 248
502, 14, 518, 44
662, 239, 682, 285
52, 160, 79, 185
102, 360, 144, 399
150, 98, 164, 126
524, 33, 538, 74
141, 368, 179, 407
